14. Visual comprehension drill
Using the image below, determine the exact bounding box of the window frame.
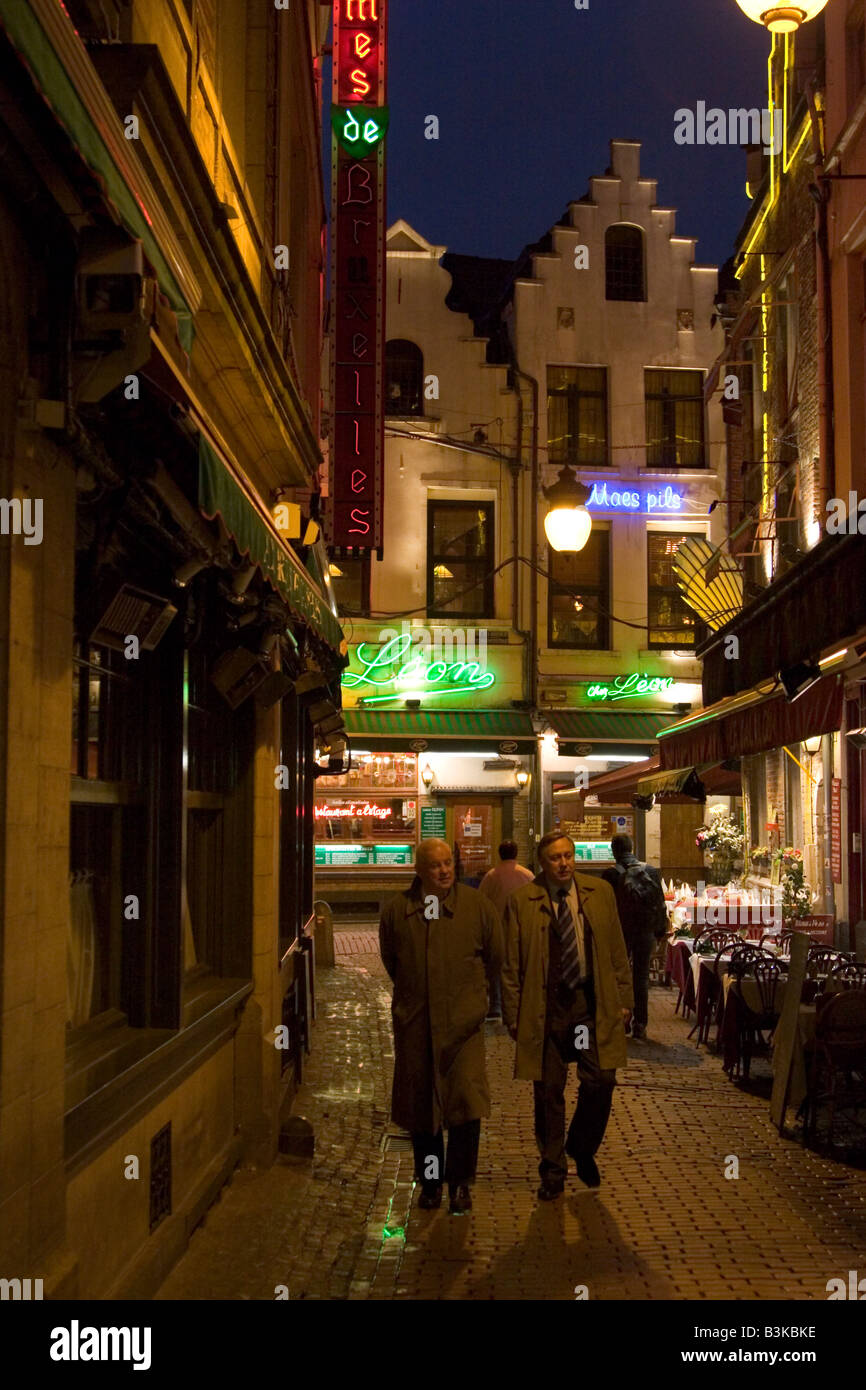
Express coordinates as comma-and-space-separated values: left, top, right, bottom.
328, 551, 371, 617
644, 367, 706, 469
426, 499, 495, 620
546, 365, 609, 468
546, 528, 611, 651
385, 338, 425, 418
605, 224, 646, 303
646, 530, 706, 651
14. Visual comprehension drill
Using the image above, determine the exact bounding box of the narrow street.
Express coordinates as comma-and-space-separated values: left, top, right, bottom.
156, 931, 866, 1302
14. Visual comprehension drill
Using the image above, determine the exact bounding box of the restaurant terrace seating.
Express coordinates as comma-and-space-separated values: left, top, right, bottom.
805, 948, 852, 981
828, 959, 866, 990
803, 989, 866, 1149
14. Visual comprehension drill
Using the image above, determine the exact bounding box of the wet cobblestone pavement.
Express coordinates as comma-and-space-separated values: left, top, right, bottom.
155, 932, 866, 1301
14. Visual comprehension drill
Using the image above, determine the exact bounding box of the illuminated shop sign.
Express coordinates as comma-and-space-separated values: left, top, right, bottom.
314, 802, 394, 820
329, 0, 388, 550
586, 674, 674, 701
343, 634, 495, 702
586, 483, 683, 513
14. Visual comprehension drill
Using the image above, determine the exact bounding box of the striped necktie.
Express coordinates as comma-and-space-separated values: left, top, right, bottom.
555, 888, 583, 991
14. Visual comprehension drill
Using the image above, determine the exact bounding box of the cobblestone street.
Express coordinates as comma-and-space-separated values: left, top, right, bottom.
156, 932, 866, 1302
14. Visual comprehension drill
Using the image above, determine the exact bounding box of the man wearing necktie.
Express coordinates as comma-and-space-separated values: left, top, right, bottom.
502, 832, 633, 1200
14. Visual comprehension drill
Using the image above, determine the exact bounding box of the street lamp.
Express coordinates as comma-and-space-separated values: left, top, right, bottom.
543, 465, 593, 553
803, 734, 822, 756
733, 1, 828, 32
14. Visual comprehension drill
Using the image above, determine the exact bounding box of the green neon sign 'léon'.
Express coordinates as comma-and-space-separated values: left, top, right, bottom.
586, 674, 674, 702
342, 634, 495, 703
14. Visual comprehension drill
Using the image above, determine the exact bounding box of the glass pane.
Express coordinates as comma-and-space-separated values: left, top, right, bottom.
550, 593, 602, 648
432, 560, 486, 615
551, 531, 606, 587
648, 533, 687, 586
648, 592, 697, 647
432, 505, 488, 559
330, 556, 367, 615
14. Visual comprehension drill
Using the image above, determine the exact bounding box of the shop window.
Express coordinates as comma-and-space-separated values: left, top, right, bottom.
547, 366, 608, 468
605, 225, 646, 302
647, 533, 705, 649
385, 339, 424, 417
645, 368, 705, 468
547, 529, 610, 650
328, 552, 370, 617
427, 500, 494, 618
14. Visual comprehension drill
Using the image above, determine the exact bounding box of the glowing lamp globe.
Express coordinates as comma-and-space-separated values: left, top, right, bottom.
542, 466, 593, 553
544, 504, 592, 553
733, 0, 828, 32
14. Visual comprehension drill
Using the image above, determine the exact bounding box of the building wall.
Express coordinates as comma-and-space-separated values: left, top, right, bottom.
511, 140, 722, 712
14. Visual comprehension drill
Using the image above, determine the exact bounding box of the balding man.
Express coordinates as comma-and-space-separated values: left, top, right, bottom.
379, 839, 503, 1215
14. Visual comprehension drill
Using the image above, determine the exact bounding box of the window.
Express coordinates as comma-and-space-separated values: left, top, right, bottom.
385, 339, 424, 416
645, 369, 705, 468
427, 501, 494, 618
605, 225, 646, 302
647, 533, 704, 649
547, 530, 610, 649
547, 366, 608, 467
328, 553, 370, 616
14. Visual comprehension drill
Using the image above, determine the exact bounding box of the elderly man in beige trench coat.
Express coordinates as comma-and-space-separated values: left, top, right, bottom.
502, 831, 633, 1200
379, 839, 503, 1215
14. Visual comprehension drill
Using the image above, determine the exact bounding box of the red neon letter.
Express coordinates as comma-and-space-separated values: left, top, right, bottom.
346, 1, 378, 20
348, 508, 371, 535
351, 469, 367, 493
343, 165, 373, 205
354, 33, 373, 59
353, 370, 362, 406
350, 68, 371, 99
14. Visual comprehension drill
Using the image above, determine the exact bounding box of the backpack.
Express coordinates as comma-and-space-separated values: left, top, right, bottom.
612, 861, 668, 940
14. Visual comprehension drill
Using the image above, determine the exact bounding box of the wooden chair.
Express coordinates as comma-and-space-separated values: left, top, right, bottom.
803, 989, 866, 1147
805, 947, 851, 981
760, 930, 793, 953
691, 936, 741, 1045
736, 957, 784, 1080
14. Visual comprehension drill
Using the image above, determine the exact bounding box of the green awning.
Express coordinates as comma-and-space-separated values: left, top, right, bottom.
198, 436, 345, 656
546, 710, 675, 742
343, 709, 535, 752
0, 0, 194, 351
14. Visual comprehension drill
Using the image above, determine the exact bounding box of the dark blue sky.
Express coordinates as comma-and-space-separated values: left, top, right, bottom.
375, 0, 771, 271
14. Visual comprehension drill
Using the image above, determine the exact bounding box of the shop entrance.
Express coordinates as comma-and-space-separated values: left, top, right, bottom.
446, 798, 503, 884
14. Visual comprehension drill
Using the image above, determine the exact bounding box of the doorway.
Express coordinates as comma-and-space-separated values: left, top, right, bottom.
446, 798, 503, 884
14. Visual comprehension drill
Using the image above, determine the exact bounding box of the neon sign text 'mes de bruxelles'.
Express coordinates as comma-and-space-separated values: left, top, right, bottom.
587, 674, 675, 702
343, 634, 495, 703
330, 0, 388, 551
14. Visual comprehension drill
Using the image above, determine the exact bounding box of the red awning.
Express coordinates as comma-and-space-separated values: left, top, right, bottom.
581, 756, 659, 804
658, 673, 843, 769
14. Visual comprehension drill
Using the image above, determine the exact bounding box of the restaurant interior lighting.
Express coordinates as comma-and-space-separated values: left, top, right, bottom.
542, 465, 592, 553
733, 0, 828, 30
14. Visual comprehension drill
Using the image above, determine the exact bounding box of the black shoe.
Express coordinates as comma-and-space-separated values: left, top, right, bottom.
418, 1182, 443, 1210
448, 1183, 472, 1214
575, 1155, 601, 1188
537, 1178, 564, 1202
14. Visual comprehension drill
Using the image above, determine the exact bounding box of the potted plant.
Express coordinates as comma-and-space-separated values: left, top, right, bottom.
750, 844, 771, 871
775, 847, 814, 925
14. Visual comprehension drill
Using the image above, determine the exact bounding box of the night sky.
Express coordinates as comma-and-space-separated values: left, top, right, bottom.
376, 0, 771, 273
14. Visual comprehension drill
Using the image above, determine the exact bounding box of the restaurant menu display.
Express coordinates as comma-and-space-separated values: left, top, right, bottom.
573, 841, 616, 863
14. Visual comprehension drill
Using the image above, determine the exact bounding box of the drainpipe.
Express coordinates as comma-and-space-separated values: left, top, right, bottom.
822, 735, 836, 918
510, 360, 541, 844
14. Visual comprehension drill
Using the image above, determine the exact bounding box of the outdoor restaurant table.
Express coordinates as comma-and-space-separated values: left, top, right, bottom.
665, 938, 695, 1013
724, 972, 843, 1081
689, 950, 734, 1044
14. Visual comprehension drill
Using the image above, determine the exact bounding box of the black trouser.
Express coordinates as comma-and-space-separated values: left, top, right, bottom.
629, 929, 656, 1031
412, 1120, 481, 1188
533, 988, 616, 1182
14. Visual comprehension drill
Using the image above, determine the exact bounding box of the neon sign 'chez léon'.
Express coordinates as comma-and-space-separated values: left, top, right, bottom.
586, 674, 675, 702
342, 634, 495, 702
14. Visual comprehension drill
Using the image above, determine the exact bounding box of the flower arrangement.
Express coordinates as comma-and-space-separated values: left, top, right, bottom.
776, 846, 803, 869
751, 844, 772, 868
695, 806, 745, 856
776, 849, 813, 923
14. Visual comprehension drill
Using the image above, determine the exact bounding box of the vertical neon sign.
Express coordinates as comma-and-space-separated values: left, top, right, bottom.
329, 0, 388, 552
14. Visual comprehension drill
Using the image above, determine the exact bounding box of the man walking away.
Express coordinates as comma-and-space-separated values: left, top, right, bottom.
379, 839, 503, 1215
502, 833, 633, 1200
602, 833, 667, 1043
478, 841, 533, 1019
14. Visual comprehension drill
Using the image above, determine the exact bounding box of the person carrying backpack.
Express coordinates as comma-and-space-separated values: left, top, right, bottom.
602, 833, 668, 1043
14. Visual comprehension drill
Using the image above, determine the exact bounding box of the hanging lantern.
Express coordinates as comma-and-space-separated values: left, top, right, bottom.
733, 1, 828, 32
542, 466, 593, 553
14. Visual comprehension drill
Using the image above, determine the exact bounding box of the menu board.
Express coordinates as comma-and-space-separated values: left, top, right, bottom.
573, 841, 615, 863
373, 845, 414, 866
315, 845, 372, 867
559, 814, 633, 842
420, 806, 447, 839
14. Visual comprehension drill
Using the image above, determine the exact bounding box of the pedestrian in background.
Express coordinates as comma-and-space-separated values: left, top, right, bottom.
602, 833, 668, 1044
478, 840, 534, 1019
502, 833, 632, 1200
379, 838, 503, 1215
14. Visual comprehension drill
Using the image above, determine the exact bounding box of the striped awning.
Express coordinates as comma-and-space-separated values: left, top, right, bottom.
546, 709, 676, 748
343, 709, 535, 753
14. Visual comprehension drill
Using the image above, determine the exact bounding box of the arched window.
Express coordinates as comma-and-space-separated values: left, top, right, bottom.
605, 225, 645, 302
385, 339, 424, 416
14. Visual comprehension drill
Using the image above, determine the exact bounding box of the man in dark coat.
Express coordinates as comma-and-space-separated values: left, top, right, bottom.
379, 838, 503, 1215
602, 833, 667, 1043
